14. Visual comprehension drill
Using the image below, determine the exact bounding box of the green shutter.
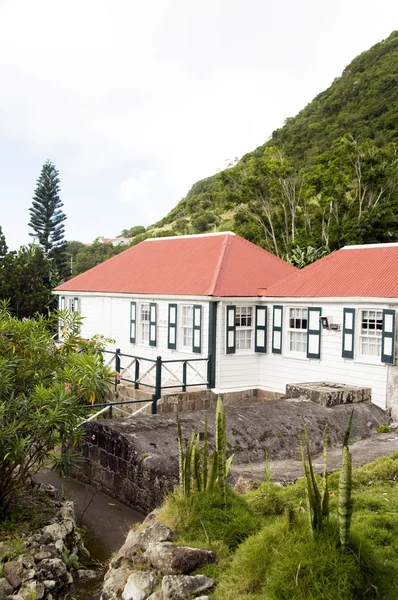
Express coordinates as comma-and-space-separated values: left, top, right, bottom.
168, 303, 177, 350
226, 305, 236, 354
381, 309, 395, 364
130, 301, 136, 343
149, 303, 157, 347
272, 305, 283, 354
342, 308, 355, 359
307, 307, 322, 359
193, 305, 202, 353
255, 306, 267, 353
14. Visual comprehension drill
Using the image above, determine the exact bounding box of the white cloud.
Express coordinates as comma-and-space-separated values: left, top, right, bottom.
0, 0, 397, 248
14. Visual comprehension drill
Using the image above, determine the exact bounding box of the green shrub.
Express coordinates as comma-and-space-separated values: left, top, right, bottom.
159, 488, 264, 551
216, 518, 394, 600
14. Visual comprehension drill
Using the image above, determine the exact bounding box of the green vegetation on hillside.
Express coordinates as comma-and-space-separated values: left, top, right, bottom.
144, 32, 398, 258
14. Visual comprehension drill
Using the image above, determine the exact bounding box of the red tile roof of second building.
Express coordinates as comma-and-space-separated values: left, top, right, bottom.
261, 244, 398, 298
56, 233, 297, 297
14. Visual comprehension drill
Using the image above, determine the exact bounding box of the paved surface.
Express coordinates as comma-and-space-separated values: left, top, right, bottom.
231, 427, 398, 483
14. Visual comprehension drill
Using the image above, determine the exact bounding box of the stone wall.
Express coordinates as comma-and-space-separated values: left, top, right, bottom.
114, 384, 282, 416
74, 398, 388, 514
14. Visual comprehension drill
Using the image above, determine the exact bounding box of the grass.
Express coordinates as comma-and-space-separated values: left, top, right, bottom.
155, 453, 398, 599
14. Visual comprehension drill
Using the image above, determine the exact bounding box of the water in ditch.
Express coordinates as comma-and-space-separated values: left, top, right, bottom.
34, 470, 145, 599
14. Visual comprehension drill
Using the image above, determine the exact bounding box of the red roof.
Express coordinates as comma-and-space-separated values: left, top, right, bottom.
56, 233, 296, 297
262, 244, 398, 298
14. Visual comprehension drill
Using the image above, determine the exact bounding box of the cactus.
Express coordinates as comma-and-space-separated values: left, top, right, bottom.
176, 395, 231, 501
339, 411, 354, 552
299, 424, 329, 534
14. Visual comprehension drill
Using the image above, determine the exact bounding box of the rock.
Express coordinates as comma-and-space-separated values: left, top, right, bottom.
101, 566, 129, 600
19, 580, 45, 600
144, 543, 217, 575
142, 509, 161, 526
0, 577, 13, 597
161, 575, 214, 600
147, 592, 163, 600
75, 569, 99, 583
54, 538, 64, 553
42, 522, 65, 542
112, 523, 173, 568
35, 557, 67, 581
42, 579, 56, 590
34, 550, 53, 563
4, 560, 23, 588
21, 568, 35, 582
122, 571, 158, 600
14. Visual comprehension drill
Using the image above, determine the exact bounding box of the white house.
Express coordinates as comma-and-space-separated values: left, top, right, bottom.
55, 232, 296, 395
55, 235, 398, 416
258, 242, 398, 416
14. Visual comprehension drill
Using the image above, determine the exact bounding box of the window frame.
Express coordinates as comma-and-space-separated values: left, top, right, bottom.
139, 302, 151, 345
358, 308, 383, 361
235, 305, 254, 352
287, 306, 308, 357
180, 304, 194, 351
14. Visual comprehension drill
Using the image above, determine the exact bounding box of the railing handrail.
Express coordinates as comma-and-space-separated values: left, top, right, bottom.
102, 349, 212, 413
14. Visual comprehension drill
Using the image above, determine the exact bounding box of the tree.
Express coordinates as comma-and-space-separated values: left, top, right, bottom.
0, 305, 114, 516
28, 160, 67, 276
0, 244, 55, 318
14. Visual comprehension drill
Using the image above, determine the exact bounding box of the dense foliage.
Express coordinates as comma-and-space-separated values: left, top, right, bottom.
0, 228, 55, 318
0, 306, 113, 517
28, 160, 67, 277
144, 32, 398, 258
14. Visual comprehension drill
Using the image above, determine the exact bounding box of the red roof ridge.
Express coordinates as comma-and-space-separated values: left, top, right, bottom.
208, 234, 232, 296
342, 242, 398, 250
144, 231, 236, 242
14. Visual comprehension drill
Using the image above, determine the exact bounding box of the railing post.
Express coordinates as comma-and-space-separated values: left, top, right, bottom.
182, 361, 187, 392
134, 358, 140, 390
155, 356, 162, 399
114, 348, 121, 393
152, 356, 162, 415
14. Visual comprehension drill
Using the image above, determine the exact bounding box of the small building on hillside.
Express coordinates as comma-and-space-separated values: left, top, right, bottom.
55, 232, 296, 394
260, 243, 398, 416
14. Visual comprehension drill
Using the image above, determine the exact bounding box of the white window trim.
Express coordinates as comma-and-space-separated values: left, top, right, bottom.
287, 306, 308, 358
358, 307, 383, 363
180, 304, 193, 352
235, 305, 254, 352
138, 302, 150, 346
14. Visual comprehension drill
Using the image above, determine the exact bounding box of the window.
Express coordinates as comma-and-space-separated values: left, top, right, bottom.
288, 307, 307, 354
236, 306, 253, 350
360, 309, 382, 357
181, 305, 193, 349
140, 303, 150, 344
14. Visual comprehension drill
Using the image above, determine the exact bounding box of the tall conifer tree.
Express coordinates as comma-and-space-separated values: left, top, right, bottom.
28, 160, 67, 276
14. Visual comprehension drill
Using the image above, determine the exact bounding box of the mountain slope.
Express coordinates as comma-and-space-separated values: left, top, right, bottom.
148, 31, 398, 245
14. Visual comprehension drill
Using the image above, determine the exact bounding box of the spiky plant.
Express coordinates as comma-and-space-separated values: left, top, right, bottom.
339, 411, 354, 552
299, 424, 329, 534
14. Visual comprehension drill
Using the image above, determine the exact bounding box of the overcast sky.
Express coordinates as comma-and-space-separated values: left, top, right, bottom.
0, 0, 397, 249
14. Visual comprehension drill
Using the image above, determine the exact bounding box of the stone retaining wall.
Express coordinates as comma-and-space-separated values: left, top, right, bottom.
74, 399, 387, 514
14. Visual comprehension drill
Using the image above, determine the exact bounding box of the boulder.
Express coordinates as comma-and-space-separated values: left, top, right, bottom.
122, 571, 158, 600
144, 543, 217, 575
0, 576, 14, 597
101, 566, 129, 600
75, 568, 99, 583
4, 560, 23, 588
35, 557, 68, 581
112, 523, 173, 568
19, 580, 45, 600
161, 575, 214, 600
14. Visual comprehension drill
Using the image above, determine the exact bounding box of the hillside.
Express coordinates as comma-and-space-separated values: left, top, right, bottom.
144, 31, 398, 260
